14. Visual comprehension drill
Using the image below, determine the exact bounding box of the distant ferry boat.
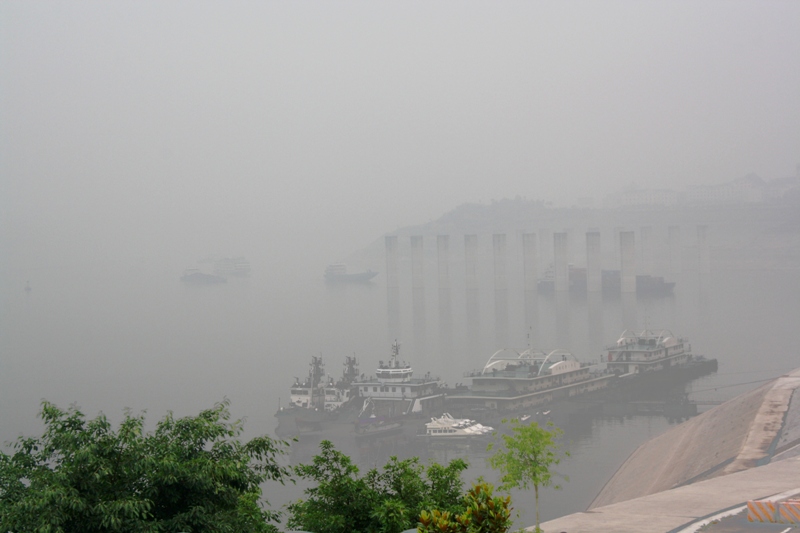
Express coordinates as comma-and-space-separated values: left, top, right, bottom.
324, 263, 378, 283
446, 348, 614, 414
605, 329, 717, 376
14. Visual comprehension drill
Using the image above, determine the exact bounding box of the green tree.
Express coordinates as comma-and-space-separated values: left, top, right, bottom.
487, 419, 568, 533
287, 440, 469, 533
0, 399, 292, 533
417, 482, 512, 533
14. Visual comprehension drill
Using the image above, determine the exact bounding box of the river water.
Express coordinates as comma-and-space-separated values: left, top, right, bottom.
2, 229, 799, 527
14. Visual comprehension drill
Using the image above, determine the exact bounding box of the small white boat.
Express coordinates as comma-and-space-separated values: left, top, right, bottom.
423, 413, 493, 439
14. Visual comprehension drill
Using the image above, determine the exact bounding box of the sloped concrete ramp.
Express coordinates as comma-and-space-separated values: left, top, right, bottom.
589, 368, 800, 510
537, 456, 800, 533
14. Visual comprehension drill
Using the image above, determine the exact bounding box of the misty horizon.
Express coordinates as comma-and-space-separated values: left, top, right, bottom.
3, 2, 800, 280
2, 2, 800, 528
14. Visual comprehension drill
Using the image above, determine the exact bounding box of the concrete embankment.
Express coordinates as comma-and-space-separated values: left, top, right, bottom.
589, 368, 800, 509
536, 456, 800, 533
536, 367, 800, 532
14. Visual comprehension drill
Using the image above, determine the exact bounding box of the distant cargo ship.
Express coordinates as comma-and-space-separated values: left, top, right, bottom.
605, 329, 717, 377
180, 269, 227, 284
537, 266, 675, 297
446, 348, 614, 414
324, 263, 378, 283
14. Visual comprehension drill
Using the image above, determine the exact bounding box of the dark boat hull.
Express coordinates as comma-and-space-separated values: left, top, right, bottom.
325, 271, 379, 283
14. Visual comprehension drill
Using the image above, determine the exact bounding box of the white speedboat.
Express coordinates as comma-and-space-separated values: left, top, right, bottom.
423, 413, 493, 439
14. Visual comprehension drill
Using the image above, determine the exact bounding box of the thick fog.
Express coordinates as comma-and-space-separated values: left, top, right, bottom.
3, 2, 800, 275
2, 1, 800, 527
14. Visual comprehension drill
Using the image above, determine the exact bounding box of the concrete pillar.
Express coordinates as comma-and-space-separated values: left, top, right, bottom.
410, 235, 426, 356
522, 233, 538, 291
586, 231, 602, 292
493, 234, 507, 291
464, 234, 479, 290
385, 235, 399, 289
437, 235, 452, 355
564, 227, 575, 266
697, 225, 711, 274
620, 231, 636, 293
555, 291, 570, 350
640, 226, 653, 275
538, 227, 551, 273
668, 225, 682, 274
554, 232, 569, 292
493, 234, 508, 347
524, 290, 539, 350
613, 226, 623, 268
464, 234, 480, 358
385, 236, 400, 340
411, 235, 424, 289
437, 235, 450, 289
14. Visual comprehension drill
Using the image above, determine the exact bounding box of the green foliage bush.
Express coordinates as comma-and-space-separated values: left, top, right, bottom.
287, 440, 469, 533
0, 399, 292, 532
418, 483, 512, 533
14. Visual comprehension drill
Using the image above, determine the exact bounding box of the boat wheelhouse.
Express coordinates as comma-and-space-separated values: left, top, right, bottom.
605, 329, 694, 375
352, 341, 446, 419
446, 348, 614, 413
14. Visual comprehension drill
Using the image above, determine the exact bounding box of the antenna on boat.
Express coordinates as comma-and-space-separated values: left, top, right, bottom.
527, 326, 533, 352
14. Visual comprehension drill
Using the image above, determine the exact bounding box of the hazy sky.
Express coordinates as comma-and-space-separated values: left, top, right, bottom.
2, 1, 799, 273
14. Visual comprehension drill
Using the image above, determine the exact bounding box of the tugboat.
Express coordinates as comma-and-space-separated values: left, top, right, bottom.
275, 355, 359, 437
605, 329, 717, 378
351, 340, 447, 421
